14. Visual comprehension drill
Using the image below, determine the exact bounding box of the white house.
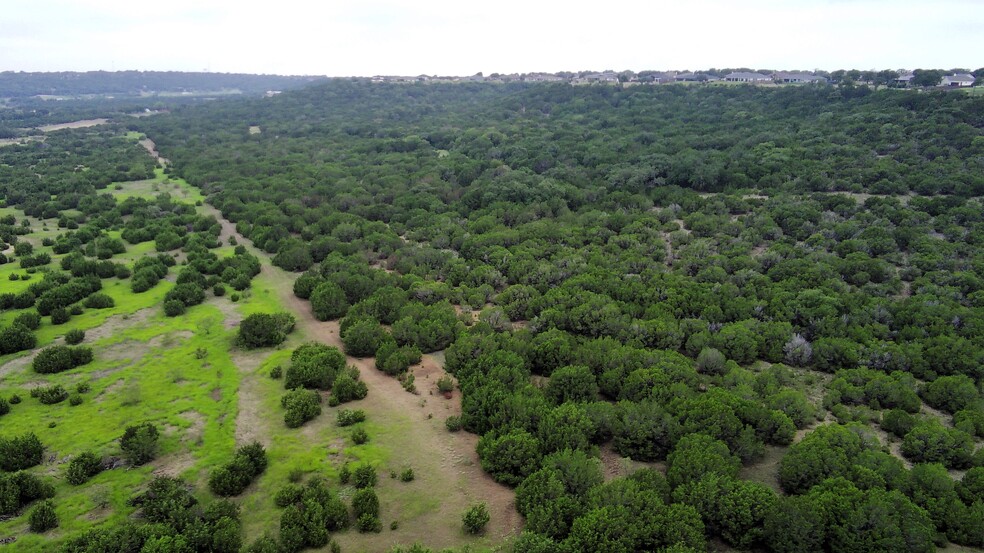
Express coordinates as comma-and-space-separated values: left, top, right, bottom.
941, 73, 975, 87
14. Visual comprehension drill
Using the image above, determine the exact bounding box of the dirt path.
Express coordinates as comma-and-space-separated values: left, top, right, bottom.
197, 201, 521, 545
38, 118, 109, 132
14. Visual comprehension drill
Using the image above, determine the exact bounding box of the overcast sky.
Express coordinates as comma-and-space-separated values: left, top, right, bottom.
2, 0, 981, 75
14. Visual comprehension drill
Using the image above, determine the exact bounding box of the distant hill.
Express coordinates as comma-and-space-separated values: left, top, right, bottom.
0, 70, 324, 98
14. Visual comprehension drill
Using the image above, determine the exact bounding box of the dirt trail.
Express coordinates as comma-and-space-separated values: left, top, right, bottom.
198, 201, 521, 544
38, 118, 109, 132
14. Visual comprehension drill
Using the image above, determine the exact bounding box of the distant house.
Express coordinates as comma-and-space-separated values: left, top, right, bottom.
774, 72, 826, 84
724, 72, 772, 83
674, 72, 718, 82
894, 74, 915, 87
524, 73, 565, 83
941, 73, 975, 87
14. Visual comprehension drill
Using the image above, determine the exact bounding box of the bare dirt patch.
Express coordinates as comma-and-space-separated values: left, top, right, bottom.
599, 444, 661, 481
179, 410, 206, 446
152, 452, 197, 479
83, 308, 154, 343
38, 119, 109, 132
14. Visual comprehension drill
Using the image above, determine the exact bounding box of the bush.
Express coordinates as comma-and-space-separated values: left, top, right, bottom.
351, 427, 369, 445
341, 318, 389, 357
0, 323, 36, 354
50, 307, 70, 325
310, 281, 349, 321
399, 468, 415, 482
65, 329, 85, 344
281, 388, 322, 428
209, 442, 268, 496
337, 409, 367, 426
238, 312, 296, 348
275, 484, 304, 508
285, 343, 346, 390
28, 499, 58, 532
330, 371, 368, 404
353, 463, 377, 488
83, 293, 115, 309
339, 464, 351, 485
445, 416, 463, 432
0, 472, 55, 516
270, 365, 283, 379
13, 311, 41, 330
9, 394, 21, 404
32, 345, 93, 374
696, 347, 727, 375
0, 396, 8, 416
0, 432, 44, 471
352, 488, 379, 519
213, 283, 227, 297
437, 374, 455, 394
66, 451, 103, 485
31, 384, 69, 404
163, 299, 186, 317
462, 503, 490, 534
120, 423, 160, 465
357, 513, 382, 533
69, 393, 83, 406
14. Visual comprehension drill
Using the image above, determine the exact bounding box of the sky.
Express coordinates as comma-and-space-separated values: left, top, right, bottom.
2, 0, 981, 76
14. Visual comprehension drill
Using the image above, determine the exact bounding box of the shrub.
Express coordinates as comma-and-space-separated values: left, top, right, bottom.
8, 394, 21, 404
32, 345, 93, 374
28, 499, 58, 532
238, 312, 296, 348
696, 347, 727, 375
310, 281, 349, 320
209, 442, 268, 496
445, 416, 463, 432
120, 423, 160, 465
69, 394, 83, 406
0, 471, 55, 516
65, 329, 85, 344
269, 365, 282, 379
352, 488, 379, 519
285, 343, 346, 390
213, 283, 227, 297
275, 484, 304, 508
281, 388, 322, 428
163, 299, 186, 317
31, 384, 69, 404
462, 503, 490, 534
50, 307, 70, 325
75, 381, 90, 394
13, 311, 41, 330
341, 318, 388, 357
0, 432, 44, 471
66, 451, 103, 485
83, 293, 115, 309
337, 409, 367, 426
437, 374, 455, 394
351, 427, 369, 445
0, 397, 8, 416
0, 323, 36, 354
399, 468, 415, 482
330, 371, 368, 404
353, 463, 377, 488
339, 464, 351, 485
357, 513, 382, 533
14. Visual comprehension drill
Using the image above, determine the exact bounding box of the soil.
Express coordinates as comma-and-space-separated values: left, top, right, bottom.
206, 202, 522, 545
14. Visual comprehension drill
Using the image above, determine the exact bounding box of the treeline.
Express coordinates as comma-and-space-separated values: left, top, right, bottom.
0, 71, 322, 98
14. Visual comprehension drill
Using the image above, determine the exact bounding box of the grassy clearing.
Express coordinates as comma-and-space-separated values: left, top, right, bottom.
109, 167, 204, 204
0, 296, 244, 550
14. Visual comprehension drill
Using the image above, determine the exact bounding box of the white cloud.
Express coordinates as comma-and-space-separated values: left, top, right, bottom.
1, 0, 981, 74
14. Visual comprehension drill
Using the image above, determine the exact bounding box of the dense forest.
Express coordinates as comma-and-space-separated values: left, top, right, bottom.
2, 78, 984, 552
138, 81, 984, 552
